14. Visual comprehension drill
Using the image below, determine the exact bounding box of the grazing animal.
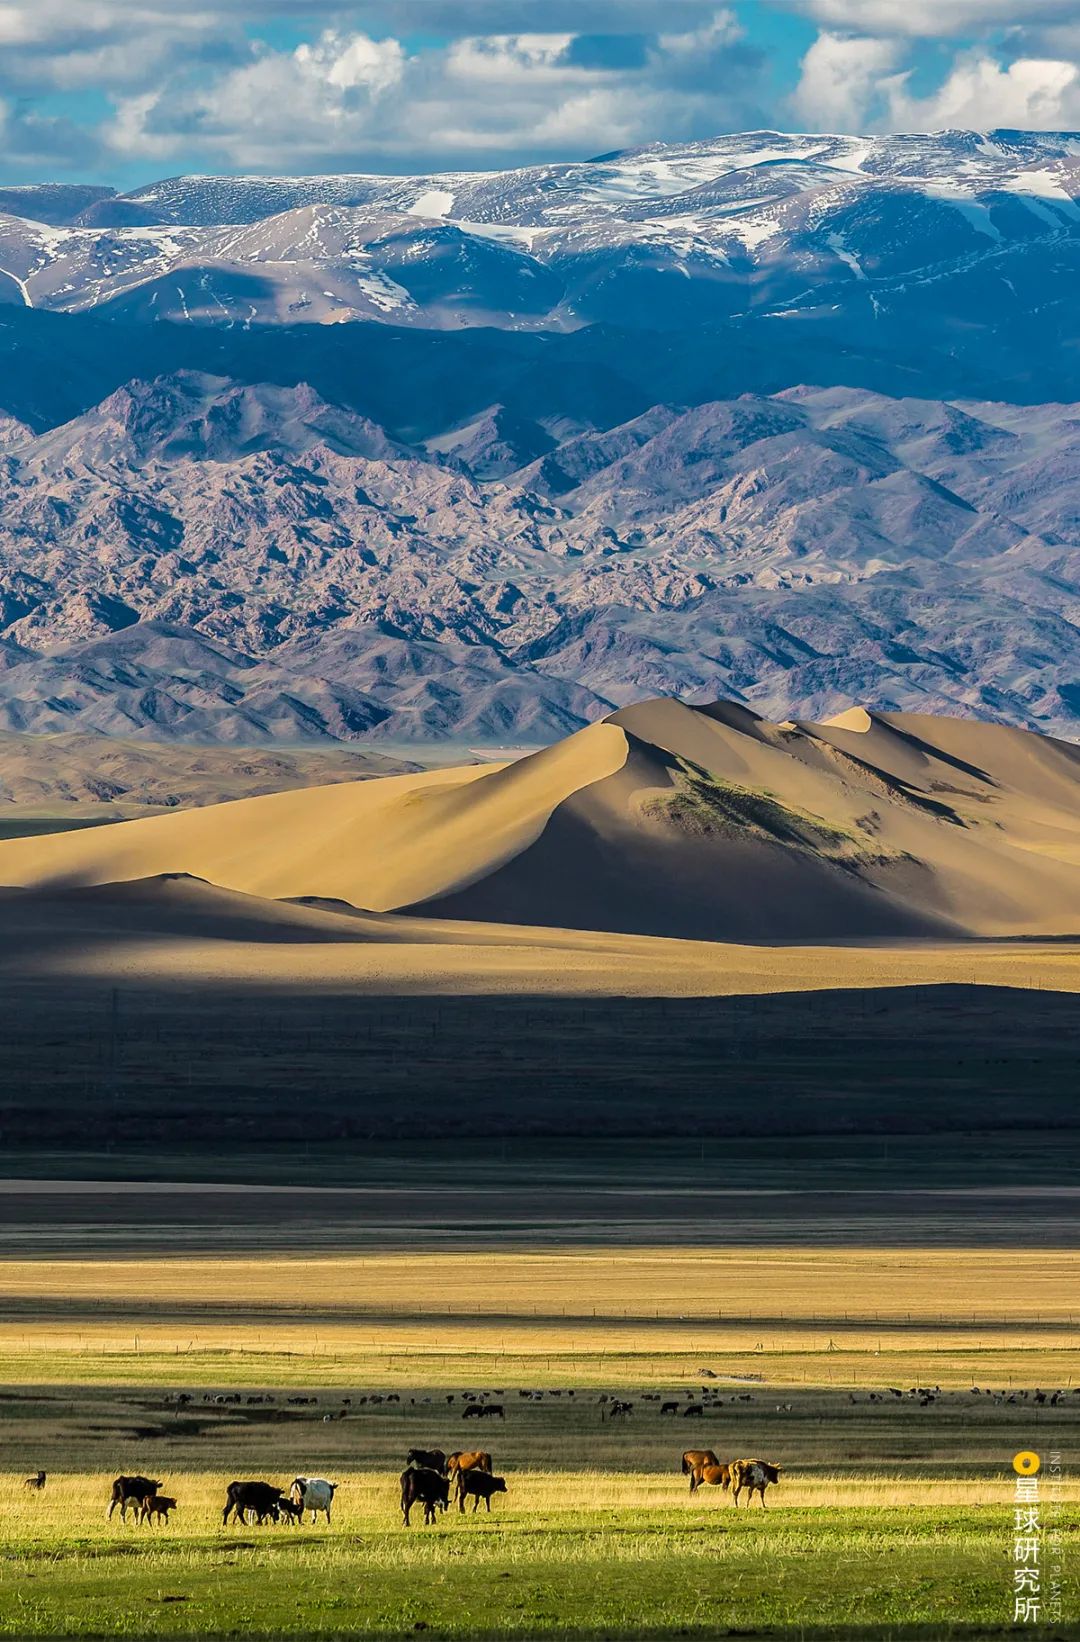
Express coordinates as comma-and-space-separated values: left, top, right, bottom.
661, 1401, 679, 1415
461, 1404, 484, 1420
140, 1495, 177, 1526
222, 1481, 284, 1526
447, 1451, 492, 1477
401, 1466, 449, 1527
731, 1459, 782, 1508
276, 1498, 304, 1525
683, 1405, 704, 1418
108, 1476, 162, 1521
691, 1464, 731, 1494
457, 1470, 508, 1513
290, 1477, 337, 1525
23, 1471, 46, 1491
406, 1449, 448, 1474
607, 1400, 633, 1419
481, 1404, 504, 1419
681, 1450, 719, 1477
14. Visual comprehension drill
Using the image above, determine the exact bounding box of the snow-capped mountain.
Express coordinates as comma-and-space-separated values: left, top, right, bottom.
1, 130, 1078, 338
0, 130, 1077, 744
0, 372, 1078, 743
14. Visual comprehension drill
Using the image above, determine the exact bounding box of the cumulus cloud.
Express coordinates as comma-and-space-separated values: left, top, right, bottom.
101, 10, 769, 173
784, 0, 1078, 38
1, 0, 1079, 181
791, 32, 902, 131
884, 51, 1080, 128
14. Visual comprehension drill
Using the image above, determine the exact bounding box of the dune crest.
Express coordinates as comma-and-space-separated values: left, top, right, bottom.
822, 706, 873, 733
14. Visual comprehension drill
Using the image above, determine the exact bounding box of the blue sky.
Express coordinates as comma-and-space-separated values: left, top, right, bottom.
2, 1, 1079, 188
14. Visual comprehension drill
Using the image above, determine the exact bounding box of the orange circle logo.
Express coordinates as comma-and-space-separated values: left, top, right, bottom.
1013, 1452, 1040, 1476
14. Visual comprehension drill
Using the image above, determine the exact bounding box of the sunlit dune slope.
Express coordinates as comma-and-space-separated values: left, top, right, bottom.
1, 700, 1079, 941
0, 720, 627, 911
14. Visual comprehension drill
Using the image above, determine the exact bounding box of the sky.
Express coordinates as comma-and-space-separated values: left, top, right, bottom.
3, 1, 1080, 189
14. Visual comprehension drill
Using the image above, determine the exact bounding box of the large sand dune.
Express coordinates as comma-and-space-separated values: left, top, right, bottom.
1, 701, 1079, 960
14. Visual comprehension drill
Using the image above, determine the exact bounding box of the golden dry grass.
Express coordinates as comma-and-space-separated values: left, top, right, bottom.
1, 1248, 1076, 1389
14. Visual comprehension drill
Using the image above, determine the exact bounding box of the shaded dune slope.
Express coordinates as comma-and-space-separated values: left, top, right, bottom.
1, 700, 1080, 942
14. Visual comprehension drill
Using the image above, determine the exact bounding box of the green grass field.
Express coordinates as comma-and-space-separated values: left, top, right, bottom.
5, 1474, 1058, 1640
0, 1239, 1077, 1638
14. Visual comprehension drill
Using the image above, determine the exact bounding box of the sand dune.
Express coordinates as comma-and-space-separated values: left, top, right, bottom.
3, 874, 1080, 997
0, 700, 1079, 948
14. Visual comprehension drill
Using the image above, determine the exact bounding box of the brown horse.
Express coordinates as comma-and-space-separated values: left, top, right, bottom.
681, 1449, 719, 1484
447, 1451, 492, 1477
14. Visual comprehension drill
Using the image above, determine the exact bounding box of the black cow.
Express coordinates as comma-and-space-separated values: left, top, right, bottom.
108, 1476, 161, 1521
406, 1448, 448, 1473
222, 1480, 284, 1526
457, 1471, 508, 1514
401, 1466, 449, 1527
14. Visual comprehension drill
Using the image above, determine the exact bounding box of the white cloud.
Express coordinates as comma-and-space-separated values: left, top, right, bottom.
791, 32, 902, 131
297, 31, 404, 96
101, 14, 768, 172
788, 0, 1078, 38
884, 51, 1080, 128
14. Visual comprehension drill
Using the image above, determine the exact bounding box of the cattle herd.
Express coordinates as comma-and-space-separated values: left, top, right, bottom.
26, 1377, 1068, 1531
24, 1444, 781, 1532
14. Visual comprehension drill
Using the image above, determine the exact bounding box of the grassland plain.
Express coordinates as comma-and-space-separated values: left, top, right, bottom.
0, 1244, 1078, 1637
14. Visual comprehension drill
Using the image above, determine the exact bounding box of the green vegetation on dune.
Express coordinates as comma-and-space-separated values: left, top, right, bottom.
642, 758, 902, 869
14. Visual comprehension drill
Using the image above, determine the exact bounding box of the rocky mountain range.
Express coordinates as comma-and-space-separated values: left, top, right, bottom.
0, 370, 1078, 742
0, 130, 1077, 744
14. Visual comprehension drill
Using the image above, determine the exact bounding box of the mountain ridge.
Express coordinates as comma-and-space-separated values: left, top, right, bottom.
0, 372, 1076, 742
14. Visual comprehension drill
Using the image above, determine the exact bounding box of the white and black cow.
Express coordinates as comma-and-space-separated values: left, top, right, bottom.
290, 1476, 337, 1524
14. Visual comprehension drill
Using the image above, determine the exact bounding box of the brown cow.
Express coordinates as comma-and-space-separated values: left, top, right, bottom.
140, 1495, 177, 1525
731, 1458, 781, 1507
447, 1451, 492, 1478
691, 1463, 731, 1494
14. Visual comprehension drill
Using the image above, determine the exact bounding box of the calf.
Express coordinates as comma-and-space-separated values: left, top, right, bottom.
223, 1480, 284, 1526
731, 1459, 781, 1508
457, 1470, 507, 1514
401, 1466, 449, 1527
140, 1495, 177, 1526
290, 1477, 337, 1525
23, 1471, 46, 1491
108, 1476, 161, 1521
